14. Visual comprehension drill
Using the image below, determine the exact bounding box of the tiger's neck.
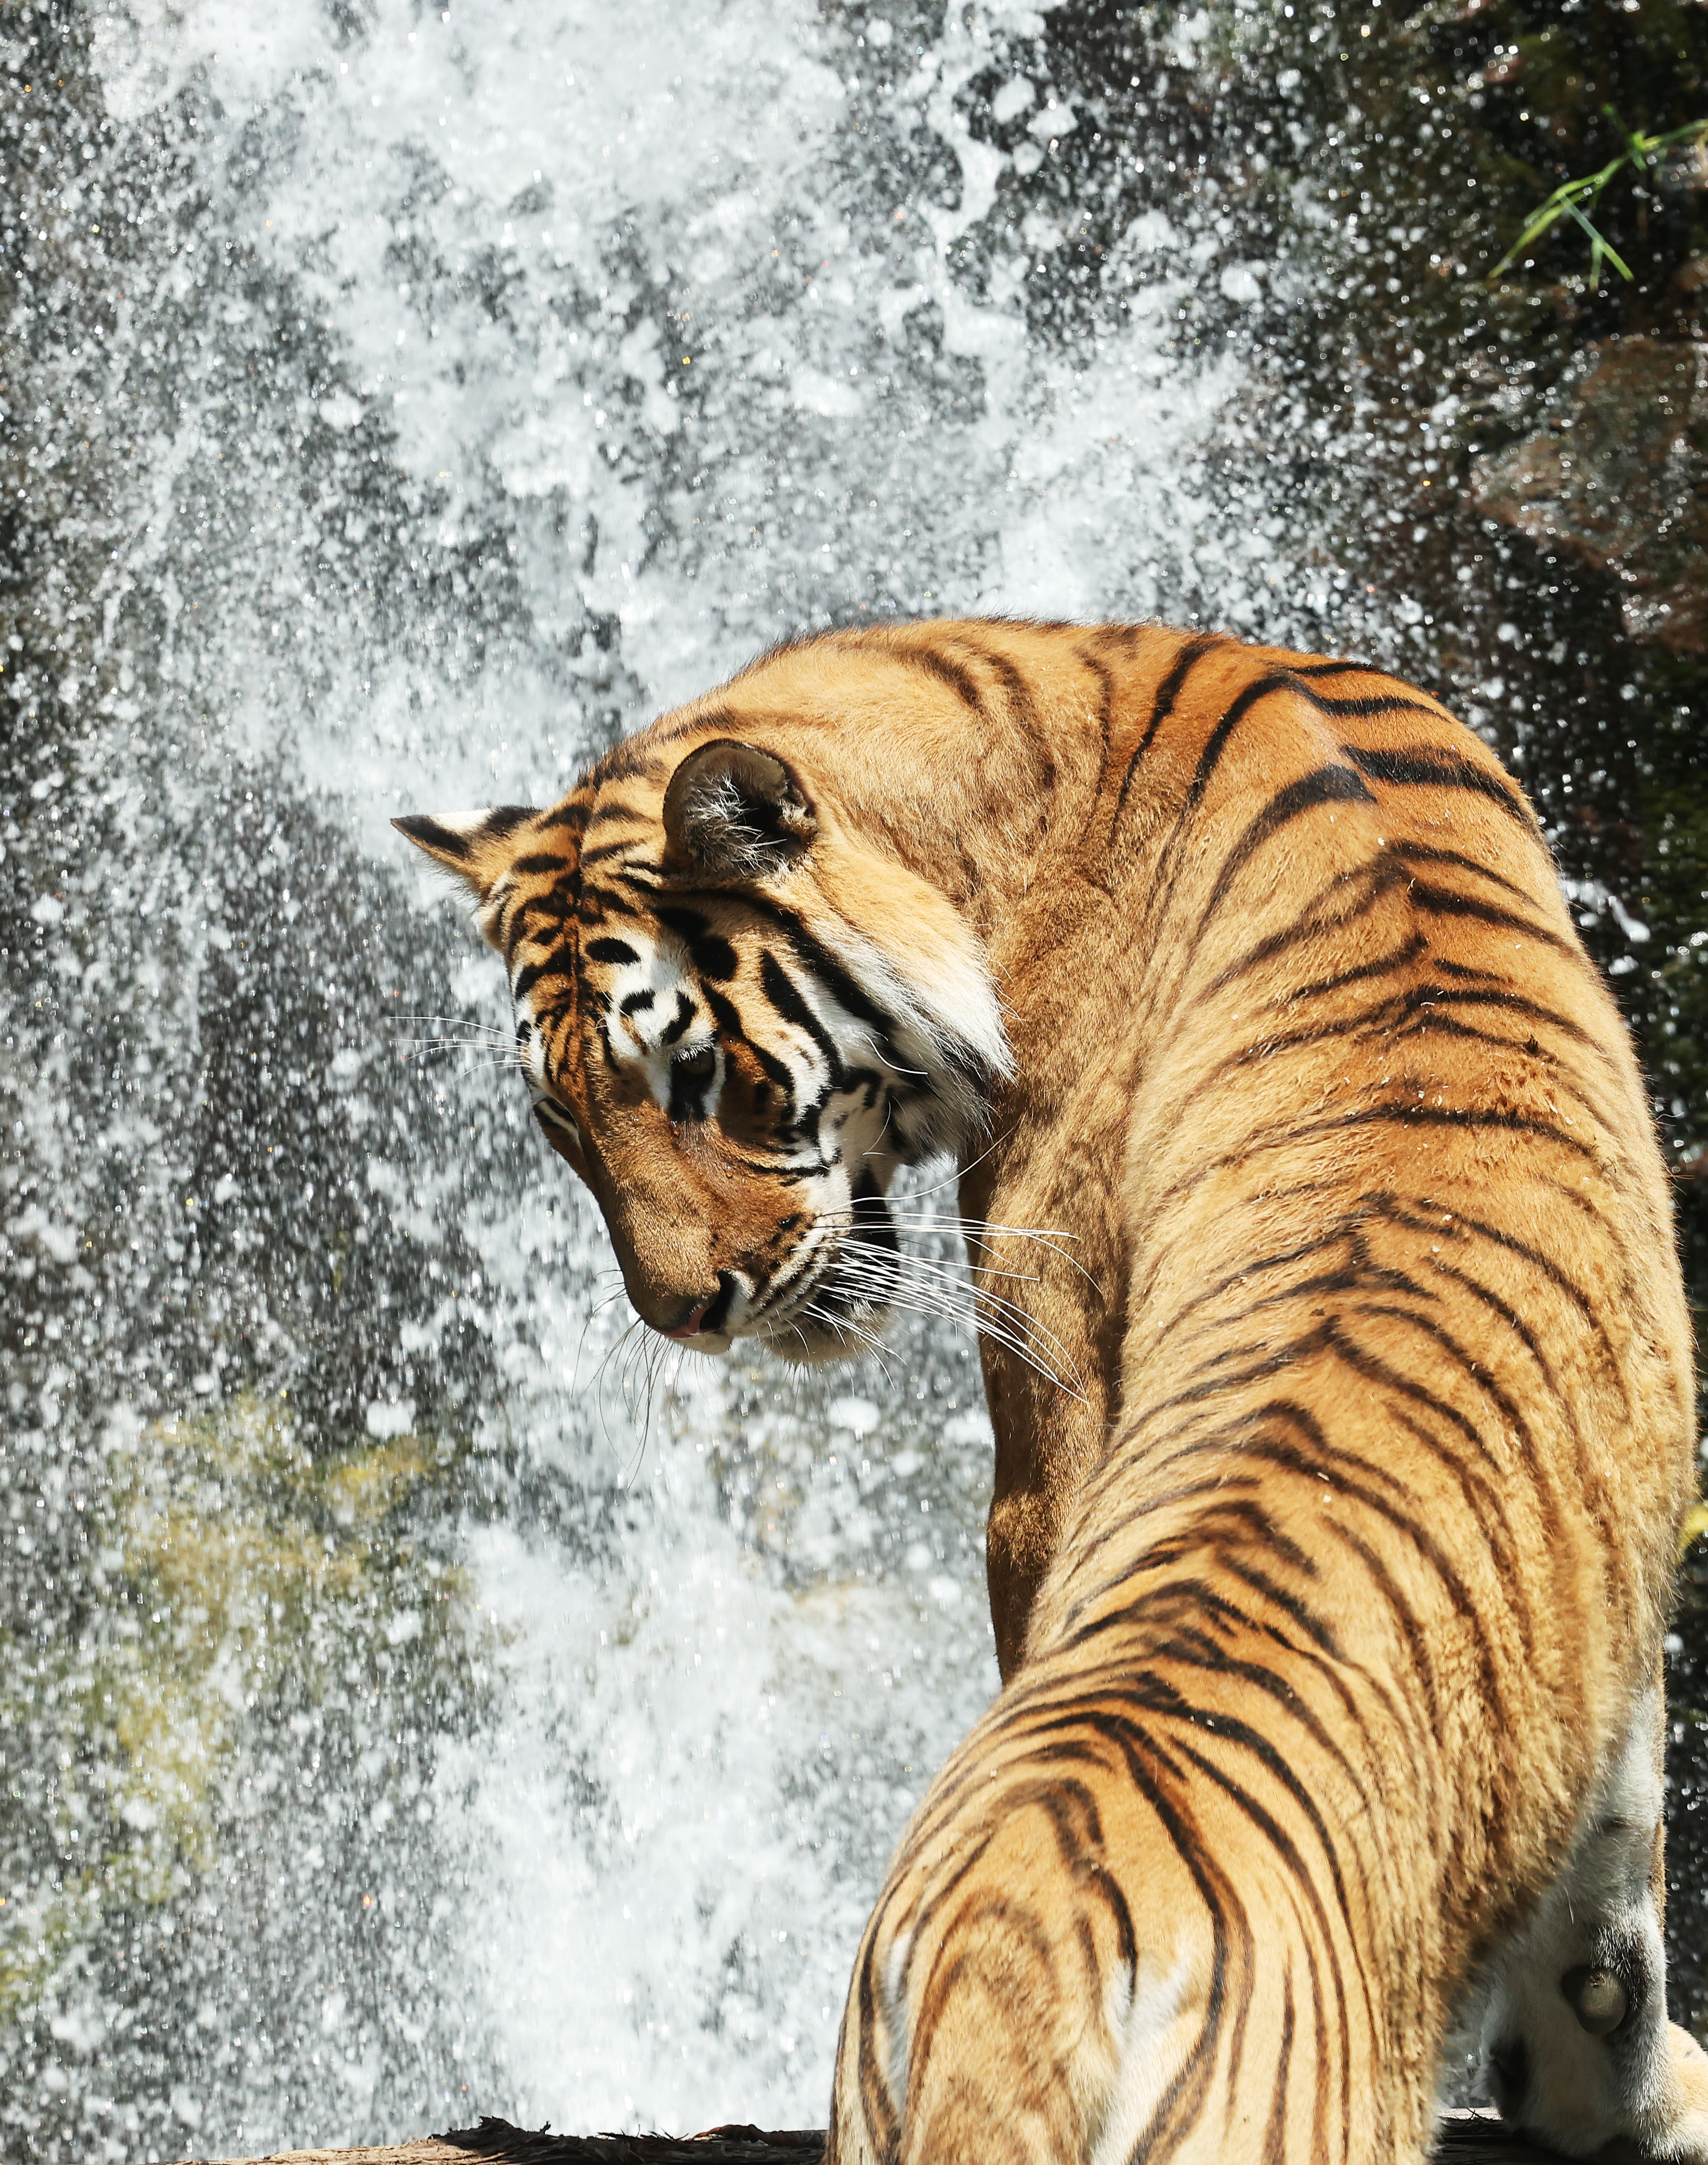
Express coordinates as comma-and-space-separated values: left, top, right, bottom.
813, 624, 1238, 1677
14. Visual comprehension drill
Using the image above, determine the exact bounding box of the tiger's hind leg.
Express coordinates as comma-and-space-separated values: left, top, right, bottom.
1479, 1679, 1708, 2162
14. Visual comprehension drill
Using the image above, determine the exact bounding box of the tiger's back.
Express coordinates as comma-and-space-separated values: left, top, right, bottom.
397, 619, 1703, 2165
825, 627, 1695, 2165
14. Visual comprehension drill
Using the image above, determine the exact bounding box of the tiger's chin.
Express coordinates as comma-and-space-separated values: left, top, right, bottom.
762, 1286, 896, 1365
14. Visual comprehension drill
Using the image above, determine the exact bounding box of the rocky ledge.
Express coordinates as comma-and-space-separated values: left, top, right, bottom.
1471, 337, 1708, 657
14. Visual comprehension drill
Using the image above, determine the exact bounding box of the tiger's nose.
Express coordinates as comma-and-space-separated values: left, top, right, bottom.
656, 1271, 737, 1340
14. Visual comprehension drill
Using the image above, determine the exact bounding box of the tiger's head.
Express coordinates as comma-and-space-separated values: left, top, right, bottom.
396, 708, 1009, 1360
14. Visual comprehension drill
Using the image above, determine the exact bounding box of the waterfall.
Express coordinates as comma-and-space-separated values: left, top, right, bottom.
3, 1, 1296, 2154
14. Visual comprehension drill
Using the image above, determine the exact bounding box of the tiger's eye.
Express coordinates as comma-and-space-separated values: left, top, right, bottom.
675, 1044, 716, 1082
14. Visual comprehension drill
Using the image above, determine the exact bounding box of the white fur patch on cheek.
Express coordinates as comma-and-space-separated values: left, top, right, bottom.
825, 1077, 898, 1176
824, 913, 1010, 1086
514, 1005, 548, 1088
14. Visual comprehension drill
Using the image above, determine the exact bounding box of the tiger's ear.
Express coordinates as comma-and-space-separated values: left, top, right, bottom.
392, 806, 541, 901
662, 741, 817, 880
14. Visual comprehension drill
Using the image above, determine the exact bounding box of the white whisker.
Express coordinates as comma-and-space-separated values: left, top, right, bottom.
829, 1242, 1070, 1348
798, 1301, 898, 1384
823, 1203, 1102, 1295
824, 1246, 1084, 1398
887, 1126, 1019, 1204
571, 1287, 629, 1393
591, 1316, 645, 1464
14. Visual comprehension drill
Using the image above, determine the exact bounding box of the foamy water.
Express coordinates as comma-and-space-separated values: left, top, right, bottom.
3, 1, 1282, 2153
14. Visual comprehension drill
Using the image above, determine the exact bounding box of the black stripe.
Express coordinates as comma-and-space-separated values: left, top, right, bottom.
897, 641, 989, 715
701, 985, 796, 1104
1317, 1313, 1512, 1474
736, 893, 902, 1051
949, 634, 1056, 795
510, 898, 573, 946
1384, 838, 1532, 901
1200, 979, 1598, 1092
1423, 1252, 1562, 1399
1152, 677, 1533, 923
1183, 671, 1298, 812
1434, 955, 1509, 982
1252, 929, 1430, 1007
1109, 632, 1223, 839
1375, 1194, 1608, 1337
1128, 1431, 1476, 1736
1188, 1258, 1434, 1339
1075, 642, 1118, 785
1169, 1732, 1353, 2045
583, 799, 649, 829
1342, 744, 1530, 824
1392, 1011, 1568, 1061
1327, 1099, 1600, 1160
1221, 762, 1377, 883
1287, 657, 1377, 678
659, 991, 697, 1047
482, 804, 540, 837
760, 950, 846, 1089
512, 954, 571, 1000
586, 740, 669, 786
1185, 763, 1378, 957
1140, 1619, 1369, 1801
1146, 1225, 1357, 1346
1349, 1299, 1546, 1473
1186, 665, 1448, 803
853, 1928, 901, 2163
1304, 691, 1442, 720
656, 905, 740, 981
532, 1098, 580, 1140
1044, 1710, 1244, 2160
1396, 981, 1594, 1044
1404, 877, 1571, 954
1130, 1317, 1505, 1485
576, 882, 642, 921
1382, 1401, 1540, 1662
1264, 1971, 1297, 2165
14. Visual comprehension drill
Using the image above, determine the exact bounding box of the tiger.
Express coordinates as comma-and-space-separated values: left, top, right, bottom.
397, 619, 1708, 2165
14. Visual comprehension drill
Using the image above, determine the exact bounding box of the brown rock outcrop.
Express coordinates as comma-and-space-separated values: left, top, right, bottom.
1470, 337, 1708, 655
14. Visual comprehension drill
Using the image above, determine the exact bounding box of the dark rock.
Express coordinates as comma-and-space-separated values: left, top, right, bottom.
1470, 338, 1708, 656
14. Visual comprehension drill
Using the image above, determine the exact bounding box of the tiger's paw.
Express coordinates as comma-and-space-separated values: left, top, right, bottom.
1626, 2022, 1708, 2164
1484, 1984, 1708, 2164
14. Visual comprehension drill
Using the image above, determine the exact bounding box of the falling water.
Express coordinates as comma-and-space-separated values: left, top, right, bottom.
2, 1, 1415, 2157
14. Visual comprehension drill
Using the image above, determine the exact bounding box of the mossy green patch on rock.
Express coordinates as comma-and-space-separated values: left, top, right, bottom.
0, 1397, 489, 2025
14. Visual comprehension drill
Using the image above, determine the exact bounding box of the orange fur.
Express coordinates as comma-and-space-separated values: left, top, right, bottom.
398, 621, 1704, 2165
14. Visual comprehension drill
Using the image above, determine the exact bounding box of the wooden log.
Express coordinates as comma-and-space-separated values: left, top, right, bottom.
143, 2107, 1573, 2165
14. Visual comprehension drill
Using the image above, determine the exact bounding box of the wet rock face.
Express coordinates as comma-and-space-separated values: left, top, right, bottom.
1470, 338, 1708, 656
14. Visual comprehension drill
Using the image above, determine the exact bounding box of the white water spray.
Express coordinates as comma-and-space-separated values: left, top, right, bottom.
3, 0, 1270, 2151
